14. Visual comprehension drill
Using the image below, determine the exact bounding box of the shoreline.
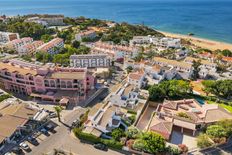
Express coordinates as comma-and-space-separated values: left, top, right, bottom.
158, 31, 232, 51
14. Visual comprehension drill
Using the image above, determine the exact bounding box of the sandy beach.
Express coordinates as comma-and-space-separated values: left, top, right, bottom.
159, 31, 232, 51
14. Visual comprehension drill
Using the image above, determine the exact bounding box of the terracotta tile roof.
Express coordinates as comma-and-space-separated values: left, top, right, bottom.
222, 56, 232, 62
0, 62, 38, 76
0, 115, 27, 144
150, 120, 173, 140
128, 72, 144, 80
0, 104, 38, 119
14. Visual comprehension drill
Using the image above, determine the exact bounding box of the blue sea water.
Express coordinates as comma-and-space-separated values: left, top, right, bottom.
0, 0, 232, 43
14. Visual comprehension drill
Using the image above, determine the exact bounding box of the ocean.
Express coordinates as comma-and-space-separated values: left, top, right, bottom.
0, 0, 232, 43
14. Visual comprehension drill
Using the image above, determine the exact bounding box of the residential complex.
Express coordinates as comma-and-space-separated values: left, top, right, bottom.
0, 31, 19, 44
25, 16, 65, 26
70, 54, 111, 68
0, 59, 95, 104
130, 36, 181, 49
18, 41, 44, 56
75, 30, 97, 42
36, 38, 64, 55
92, 42, 139, 61
6, 37, 33, 52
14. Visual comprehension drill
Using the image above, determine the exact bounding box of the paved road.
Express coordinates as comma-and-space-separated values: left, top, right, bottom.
27, 107, 123, 155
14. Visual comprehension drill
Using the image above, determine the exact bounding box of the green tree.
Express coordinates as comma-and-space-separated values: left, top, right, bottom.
41, 34, 54, 43
140, 132, 166, 154
192, 60, 201, 80
206, 125, 227, 138
111, 128, 125, 141
72, 40, 80, 49
54, 106, 63, 122
216, 119, 232, 137
126, 66, 133, 74
126, 126, 140, 139
148, 85, 166, 101
197, 134, 213, 148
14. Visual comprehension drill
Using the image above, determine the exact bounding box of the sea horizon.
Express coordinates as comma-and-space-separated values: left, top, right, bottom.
0, 0, 232, 44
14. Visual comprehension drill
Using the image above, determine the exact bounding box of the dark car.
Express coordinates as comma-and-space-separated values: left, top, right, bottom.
93, 143, 108, 151
44, 123, 56, 133
11, 146, 23, 154
27, 136, 39, 146
40, 128, 50, 136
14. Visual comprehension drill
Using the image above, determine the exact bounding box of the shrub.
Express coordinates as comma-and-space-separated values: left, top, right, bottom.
126, 126, 140, 139
73, 128, 100, 143
73, 129, 123, 150
100, 139, 123, 150
0, 94, 12, 102
176, 112, 191, 120
206, 125, 227, 138
197, 134, 213, 148
111, 128, 125, 141
127, 109, 137, 115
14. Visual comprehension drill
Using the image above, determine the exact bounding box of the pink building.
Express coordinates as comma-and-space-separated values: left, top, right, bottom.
0, 60, 95, 105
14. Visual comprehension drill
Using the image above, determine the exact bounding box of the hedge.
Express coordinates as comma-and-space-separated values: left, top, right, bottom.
73, 128, 123, 150
0, 94, 12, 102
127, 109, 137, 115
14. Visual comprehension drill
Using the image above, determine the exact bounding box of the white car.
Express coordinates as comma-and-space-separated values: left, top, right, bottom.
19, 142, 30, 150
4, 153, 13, 155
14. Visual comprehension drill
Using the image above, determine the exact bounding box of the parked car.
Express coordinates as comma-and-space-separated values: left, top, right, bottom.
19, 142, 31, 152
71, 119, 81, 128
49, 112, 57, 118
4, 152, 13, 155
40, 128, 50, 136
93, 143, 108, 151
11, 146, 23, 154
45, 123, 56, 133
27, 136, 39, 146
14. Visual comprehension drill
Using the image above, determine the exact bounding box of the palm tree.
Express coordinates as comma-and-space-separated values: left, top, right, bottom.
54, 106, 63, 122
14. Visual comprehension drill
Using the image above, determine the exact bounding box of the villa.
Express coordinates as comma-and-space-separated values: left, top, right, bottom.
84, 103, 128, 136
0, 59, 95, 104
149, 99, 232, 140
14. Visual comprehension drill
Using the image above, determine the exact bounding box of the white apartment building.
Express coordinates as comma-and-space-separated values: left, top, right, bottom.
75, 30, 97, 42
36, 38, 64, 55
129, 36, 151, 46
70, 54, 111, 68
0, 31, 19, 44
151, 37, 181, 49
92, 42, 139, 61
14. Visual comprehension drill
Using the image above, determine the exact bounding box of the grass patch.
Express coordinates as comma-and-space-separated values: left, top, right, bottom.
207, 100, 232, 113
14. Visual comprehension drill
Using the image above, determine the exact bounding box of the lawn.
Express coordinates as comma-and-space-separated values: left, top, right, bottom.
207, 100, 232, 113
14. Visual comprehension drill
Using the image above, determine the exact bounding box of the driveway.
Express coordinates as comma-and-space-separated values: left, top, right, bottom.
136, 104, 156, 131
26, 107, 124, 155
170, 131, 197, 150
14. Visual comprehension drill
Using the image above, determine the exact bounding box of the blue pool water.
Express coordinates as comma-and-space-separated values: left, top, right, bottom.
0, 0, 232, 43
